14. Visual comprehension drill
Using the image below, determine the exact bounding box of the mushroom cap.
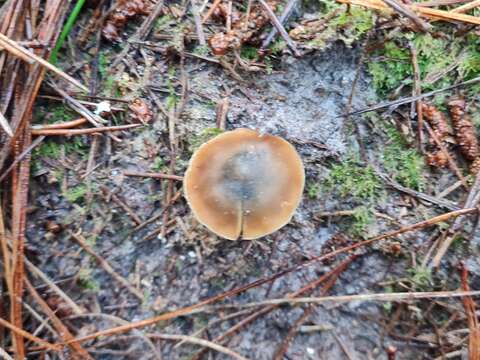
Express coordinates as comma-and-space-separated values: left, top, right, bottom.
184, 128, 304, 240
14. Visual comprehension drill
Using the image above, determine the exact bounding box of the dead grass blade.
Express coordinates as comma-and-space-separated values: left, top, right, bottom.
31, 123, 141, 136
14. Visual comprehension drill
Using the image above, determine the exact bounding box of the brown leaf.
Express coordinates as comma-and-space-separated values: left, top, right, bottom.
129, 98, 153, 124
448, 98, 479, 161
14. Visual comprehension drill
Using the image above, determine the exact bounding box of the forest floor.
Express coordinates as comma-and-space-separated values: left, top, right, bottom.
1, 0, 480, 359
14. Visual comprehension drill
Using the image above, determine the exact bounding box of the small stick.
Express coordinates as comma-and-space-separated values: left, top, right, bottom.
340, 76, 480, 118
31, 123, 141, 136
25, 278, 93, 358
382, 0, 430, 31
0, 33, 88, 92
32, 117, 88, 130
0, 111, 13, 137
261, 0, 297, 50
410, 42, 424, 151
451, 0, 480, 12
99, 185, 143, 225
0, 136, 45, 183
215, 97, 229, 130
257, 0, 301, 57
124, 171, 183, 181
227, 290, 480, 308
202, 0, 222, 23
191, 0, 207, 45
24, 259, 84, 315
69, 231, 144, 301
0, 317, 59, 352
416, 0, 470, 6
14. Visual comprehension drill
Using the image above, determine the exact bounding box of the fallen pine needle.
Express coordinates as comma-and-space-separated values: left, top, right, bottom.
123, 171, 183, 181
0, 33, 88, 92
56, 207, 475, 347
0, 317, 60, 352
31, 118, 88, 130
223, 290, 480, 308
336, 0, 480, 25
31, 123, 141, 136
70, 231, 144, 301
148, 333, 250, 360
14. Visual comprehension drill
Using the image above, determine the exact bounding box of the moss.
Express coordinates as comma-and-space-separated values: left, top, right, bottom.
78, 267, 100, 291
64, 184, 87, 203
307, 183, 321, 199
188, 127, 223, 153
325, 155, 383, 201
407, 266, 432, 290
350, 206, 375, 239
382, 124, 425, 191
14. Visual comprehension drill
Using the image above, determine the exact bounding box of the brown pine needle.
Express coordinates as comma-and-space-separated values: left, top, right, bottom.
123, 171, 183, 181
0, 33, 88, 92
69, 232, 144, 301
451, 0, 480, 12
147, 334, 250, 360
336, 0, 480, 25
58, 207, 475, 347
32, 118, 88, 130
227, 290, 480, 308
31, 123, 141, 136
0, 317, 59, 352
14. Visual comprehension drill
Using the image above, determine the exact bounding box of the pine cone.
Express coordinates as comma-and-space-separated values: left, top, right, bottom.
427, 150, 448, 168
422, 103, 453, 144
470, 157, 480, 174
448, 99, 479, 161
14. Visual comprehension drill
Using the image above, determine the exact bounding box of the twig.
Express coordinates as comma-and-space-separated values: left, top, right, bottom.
31, 117, 87, 130
0, 317, 59, 352
192, 255, 360, 360
382, 0, 430, 31
202, 0, 222, 22
260, 0, 297, 50
225, 290, 480, 308
60, 208, 476, 346
149, 333, 249, 360
257, 0, 301, 57
99, 185, 142, 225
459, 264, 480, 360
340, 76, 480, 118
0, 33, 88, 92
124, 171, 183, 181
31, 123, 141, 136
191, 0, 207, 46
0, 111, 13, 137
410, 42, 424, 151
336, 0, 480, 24
0, 135, 45, 183
451, 0, 480, 12
375, 170, 460, 211
25, 278, 93, 358
69, 231, 144, 301
25, 259, 83, 316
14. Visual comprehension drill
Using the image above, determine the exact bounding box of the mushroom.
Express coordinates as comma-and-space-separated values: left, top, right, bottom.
184, 128, 304, 240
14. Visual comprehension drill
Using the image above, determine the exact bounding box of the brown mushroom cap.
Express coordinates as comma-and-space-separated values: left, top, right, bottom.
184, 128, 304, 240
